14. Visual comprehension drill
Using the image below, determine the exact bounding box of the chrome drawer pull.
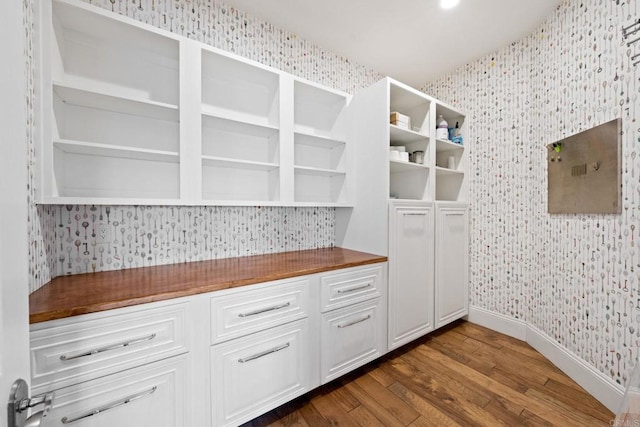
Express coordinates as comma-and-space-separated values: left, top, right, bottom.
238, 342, 290, 363
238, 302, 291, 318
60, 386, 157, 424
404, 213, 427, 216
337, 315, 371, 329
59, 333, 157, 361
337, 282, 372, 294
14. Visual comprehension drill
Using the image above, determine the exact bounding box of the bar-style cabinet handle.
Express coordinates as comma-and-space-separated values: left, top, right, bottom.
337, 282, 372, 294
60, 386, 157, 424
59, 333, 157, 361
337, 315, 371, 329
238, 343, 290, 363
238, 302, 291, 318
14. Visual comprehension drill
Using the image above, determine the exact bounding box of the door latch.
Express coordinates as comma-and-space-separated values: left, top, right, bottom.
8, 379, 54, 427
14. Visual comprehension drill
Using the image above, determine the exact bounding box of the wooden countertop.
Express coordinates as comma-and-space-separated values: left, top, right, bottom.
29, 247, 386, 324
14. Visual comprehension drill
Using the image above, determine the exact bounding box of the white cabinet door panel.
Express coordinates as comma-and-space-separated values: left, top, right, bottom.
210, 278, 309, 344
42, 355, 189, 427
210, 319, 310, 426
320, 300, 384, 383
388, 201, 434, 350
319, 265, 382, 312
435, 203, 469, 328
31, 300, 190, 393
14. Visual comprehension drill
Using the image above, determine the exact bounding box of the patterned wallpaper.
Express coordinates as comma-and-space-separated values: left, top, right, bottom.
424, 0, 638, 387
26, 0, 384, 292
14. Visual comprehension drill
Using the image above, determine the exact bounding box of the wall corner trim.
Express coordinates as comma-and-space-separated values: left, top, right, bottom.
467, 306, 624, 414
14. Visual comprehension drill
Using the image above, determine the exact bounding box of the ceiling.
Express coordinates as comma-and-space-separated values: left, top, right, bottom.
222, 0, 562, 88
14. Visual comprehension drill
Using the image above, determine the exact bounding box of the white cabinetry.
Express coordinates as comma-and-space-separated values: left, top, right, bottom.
319, 265, 386, 383
208, 277, 315, 426
30, 299, 192, 426
41, 356, 189, 427
435, 202, 469, 328
210, 320, 311, 427
336, 76, 469, 351
387, 201, 434, 350
37, 0, 352, 206
30, 261, 387, 426
40, 0, 182, 204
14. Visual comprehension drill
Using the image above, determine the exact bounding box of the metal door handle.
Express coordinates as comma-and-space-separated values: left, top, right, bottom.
60, 386, 157, 424
8, 379, 54, 427
238, 343, 290, 363
337, 282, 372, 294
238, 302, 291, 318
337, 315, 371, 328
59, 333, 156, 361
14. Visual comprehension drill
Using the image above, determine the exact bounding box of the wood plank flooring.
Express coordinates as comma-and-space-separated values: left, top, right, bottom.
242, 320, 614, 427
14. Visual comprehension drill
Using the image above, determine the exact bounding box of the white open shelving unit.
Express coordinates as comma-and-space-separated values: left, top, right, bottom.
336, 76, 467, 256
38, 0, 352, 207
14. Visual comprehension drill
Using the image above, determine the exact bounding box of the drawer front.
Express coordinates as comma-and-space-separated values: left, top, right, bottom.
31, 301, 190, 392
41, 355, 189, 427
320, 265, 382, 312
210, 279, 309, 344
320, 300, 384, 384
211, 319, 310, 426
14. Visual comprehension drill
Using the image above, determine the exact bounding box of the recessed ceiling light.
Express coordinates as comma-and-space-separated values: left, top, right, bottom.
440, 0, 460, 9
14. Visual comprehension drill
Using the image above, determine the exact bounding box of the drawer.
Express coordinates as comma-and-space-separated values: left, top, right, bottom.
320, 265, 383, 312
210, 278, 309, 344
320, 299, 385, 384
211, 319, 311, 427
41, 355, 189, 427
31, 301, 190, 392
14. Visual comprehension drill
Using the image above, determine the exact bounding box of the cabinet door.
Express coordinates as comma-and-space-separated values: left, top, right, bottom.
42, 355, 189, 427
388, 201, 434, 350
435, 203, 469, 328
210, 319, 310, 426
320, 300, 384, 384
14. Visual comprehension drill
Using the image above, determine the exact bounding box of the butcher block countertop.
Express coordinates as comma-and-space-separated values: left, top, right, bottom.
29, 247, 387, 324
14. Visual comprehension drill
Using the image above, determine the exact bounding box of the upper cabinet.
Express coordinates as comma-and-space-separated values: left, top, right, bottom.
293, 81, 350, 205
42, 0, 182, 204
37, 0, 352, 207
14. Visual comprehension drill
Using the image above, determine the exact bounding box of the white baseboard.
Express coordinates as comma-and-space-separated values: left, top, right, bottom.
466, 306, 624, 414
466, 306, 527, 340
526, 324, 623, 413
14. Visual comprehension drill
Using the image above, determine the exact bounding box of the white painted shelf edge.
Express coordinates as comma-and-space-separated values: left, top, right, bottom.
294, 166, 346, 177
389, 125, 429, 144
434, 166, 464, 176
435, 138, 464, 153
53, 81, 179, 122
389, 160, 430, 174
201, 156, 279, 171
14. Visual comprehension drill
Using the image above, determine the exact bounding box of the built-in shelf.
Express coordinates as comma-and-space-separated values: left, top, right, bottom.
40, 0, 353, 207
202, 47, 280, 128
293, 130, 346, 147
294, 166, 346, 177
53, 82, 179, 122
390, 125, 428, 145
54, 139, 179, 163
389, 160, 429, 174
201, 156, 279, 171
435, 138, 464, 153
435, 166, 464, 176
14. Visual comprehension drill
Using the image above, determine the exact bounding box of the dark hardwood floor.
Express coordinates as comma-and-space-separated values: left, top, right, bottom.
242, 320, 614, 426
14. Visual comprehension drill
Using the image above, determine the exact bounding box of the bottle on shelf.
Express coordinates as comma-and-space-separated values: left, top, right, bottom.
436, 115, 449, 140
